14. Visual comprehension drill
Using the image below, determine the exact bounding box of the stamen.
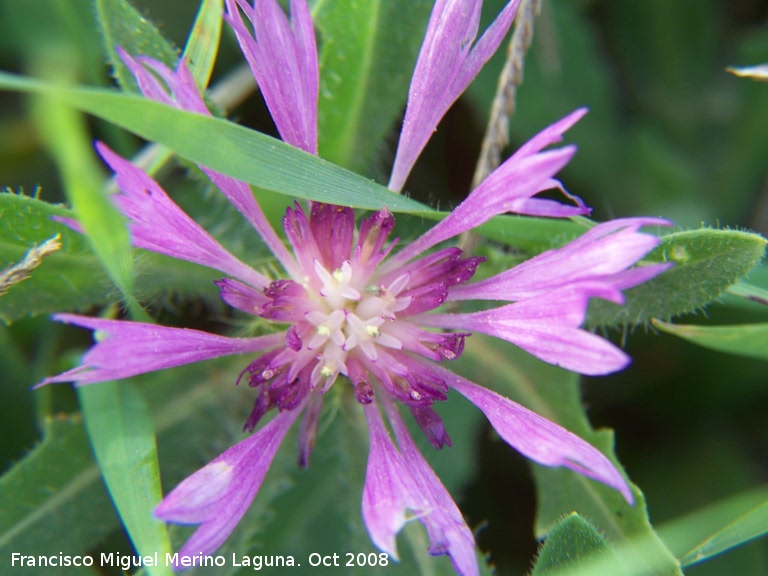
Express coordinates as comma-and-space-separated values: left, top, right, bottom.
366, 325, 381, 338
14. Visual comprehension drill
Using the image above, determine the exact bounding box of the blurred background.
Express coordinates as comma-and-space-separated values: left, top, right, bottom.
1, 0, 767, 574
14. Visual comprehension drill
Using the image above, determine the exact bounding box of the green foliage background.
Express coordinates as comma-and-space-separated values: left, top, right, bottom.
0, 0, 767, 575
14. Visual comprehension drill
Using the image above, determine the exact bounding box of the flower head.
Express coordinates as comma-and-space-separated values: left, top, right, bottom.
43, 1, 673, 574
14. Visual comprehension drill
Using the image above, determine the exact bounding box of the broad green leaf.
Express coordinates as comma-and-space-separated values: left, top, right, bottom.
0, 362, 265, 571
588, 228, 767, 328
656, 485, 768, 567
0, 415, 116, 575
0, 192, 219, 324
653, 320, 768, 361
78, 381, 172, 576
93, 0, 178, 93
454, 337, 682, 576
315, 0, 432, 174
532, 514, 622, 576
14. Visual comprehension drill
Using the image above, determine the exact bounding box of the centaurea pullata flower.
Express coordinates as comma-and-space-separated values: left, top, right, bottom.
42, 1, 673, 574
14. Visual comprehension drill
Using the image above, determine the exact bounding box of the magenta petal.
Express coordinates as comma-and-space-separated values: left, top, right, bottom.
428, 366, 634, 504
423, 283, 630, 375
384, 399, 479, 576
39, 314, 285, 386
156, 408, 299, 559
215, 278, 270, 314
450, 217, 672, 301
117, 49, 301, 280
96, 143, 269, 289
384, 117, 586, 272
362, 401, 428, 559
388, 0, 520, 192
225, 0, 318, 154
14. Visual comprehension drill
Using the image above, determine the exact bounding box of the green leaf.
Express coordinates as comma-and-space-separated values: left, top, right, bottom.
0, 72, 595, 253
454, 337, 682, 576
656, 485, 768, 567
182, 0, 223, 90
653, 320, 768, 361
0, 415, 116, 575
588, 228, 767, 328
93, 0, 178, 93
728, 279, 768, 307
29, 49, 144, 319
0, 71, 431, 213
0, 362, 266, 571
315, 0, 432, 174
78, 381, 172, 576
0, 192, 219, 324
0, 192, 108, 324
532, 513, 622, 576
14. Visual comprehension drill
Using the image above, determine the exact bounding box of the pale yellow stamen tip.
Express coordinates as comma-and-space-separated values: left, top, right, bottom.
332, 268, 345, 283
317, 325, 331, 336
365, 325, 381, 338
320, 366, 334, 378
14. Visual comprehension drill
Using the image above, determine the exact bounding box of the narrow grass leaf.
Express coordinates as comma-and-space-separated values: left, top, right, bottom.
78, 382, 172, 576
653, 320, 768, 361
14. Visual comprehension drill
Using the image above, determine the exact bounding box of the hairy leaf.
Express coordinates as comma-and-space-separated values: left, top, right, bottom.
588, 228, 767, 328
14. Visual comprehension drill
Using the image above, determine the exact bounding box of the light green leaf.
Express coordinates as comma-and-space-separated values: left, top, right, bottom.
656, 485, 768, 567
78, 382, 172, 576
0, 72, 594, 252
29, 49, 144, 319
0, 71, 431, 213
0, 415, 116, 575
454, 337, 682, 576
653, 320, 768, 361
183, 0, 223, 90
728, 279, 768, 307
588, 228, 767, 328
315, 0, 432, 174
93, 0, 178, 93
532, 514, 622, 576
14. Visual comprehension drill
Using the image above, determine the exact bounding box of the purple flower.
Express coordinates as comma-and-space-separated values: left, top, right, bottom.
224, 0, 318, 155
388, 0, 521, 192
42, 1, 673, 574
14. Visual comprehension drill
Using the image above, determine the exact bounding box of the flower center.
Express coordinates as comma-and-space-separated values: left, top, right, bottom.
305, 260, 411, 365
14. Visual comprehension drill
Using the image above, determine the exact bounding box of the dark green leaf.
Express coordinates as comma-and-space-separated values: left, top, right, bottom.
0, 415, 116, 575
0, 192, 219, 324
93, 0, 178, 93
0, 72, 431, 213
588, 228, 767, 328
